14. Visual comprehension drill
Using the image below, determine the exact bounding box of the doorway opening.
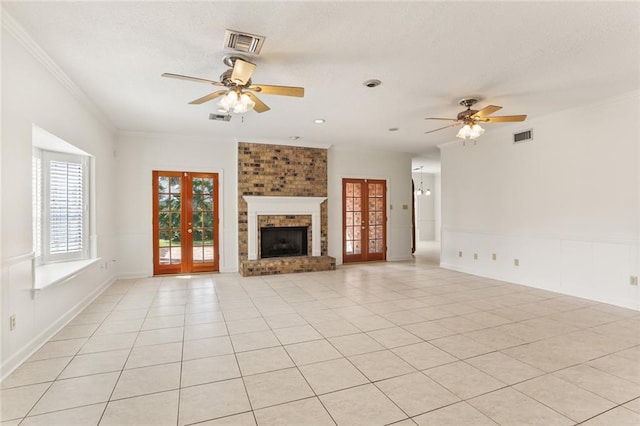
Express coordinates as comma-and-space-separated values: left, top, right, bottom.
412, 167, 441, 266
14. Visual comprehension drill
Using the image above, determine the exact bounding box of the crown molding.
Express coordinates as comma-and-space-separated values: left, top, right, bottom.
1, 9, 116, 133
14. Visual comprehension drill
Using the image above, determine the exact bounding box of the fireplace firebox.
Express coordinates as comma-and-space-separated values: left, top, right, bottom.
260, 226, 308, 258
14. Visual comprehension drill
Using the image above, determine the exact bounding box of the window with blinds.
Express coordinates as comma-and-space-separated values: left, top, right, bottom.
49, 159, 84, 255
33, 149, 89, 263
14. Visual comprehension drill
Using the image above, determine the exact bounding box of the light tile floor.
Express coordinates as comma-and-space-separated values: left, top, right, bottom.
2, 254, 640, 425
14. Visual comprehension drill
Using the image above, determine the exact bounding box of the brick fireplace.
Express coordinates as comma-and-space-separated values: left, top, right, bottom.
238, 142, 335, 276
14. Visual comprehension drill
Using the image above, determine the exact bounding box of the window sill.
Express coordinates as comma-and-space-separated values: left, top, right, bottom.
34, 258, 101, 291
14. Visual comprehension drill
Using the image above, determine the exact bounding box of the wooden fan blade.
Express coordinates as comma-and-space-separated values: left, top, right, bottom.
245, 92, 270, 113
188, 90, 228, 105
162, 73, 224, 86
248, 84, 304, 97
473, 105, 502, 118
425, 117, 458, 121
231, 59, 256, 85
425, 122, 461, 134
483, 115, 527, 123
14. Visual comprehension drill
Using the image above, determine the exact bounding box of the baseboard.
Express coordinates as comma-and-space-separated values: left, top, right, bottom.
439, 263, 484, 277
440, 263, 639, 312
116, 268, 240, 277
387, 255, 413, 262
559, 290, 639, 311
1, 276, 115, 381
116, 272, 149, 280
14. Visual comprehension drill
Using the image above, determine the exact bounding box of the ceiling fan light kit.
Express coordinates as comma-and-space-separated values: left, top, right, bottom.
217, 90, 255, 114
425, 97, 527, 142
456, 123, 485, 140
162, 35, 304, 115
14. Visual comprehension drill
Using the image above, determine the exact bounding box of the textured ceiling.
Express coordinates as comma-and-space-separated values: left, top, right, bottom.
3, 1, 639, 167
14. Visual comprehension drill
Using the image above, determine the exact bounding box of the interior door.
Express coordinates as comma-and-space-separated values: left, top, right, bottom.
343, 178, 386, 263
153, 171, 219, 275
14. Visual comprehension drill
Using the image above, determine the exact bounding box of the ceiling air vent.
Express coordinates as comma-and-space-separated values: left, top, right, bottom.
209, 113, 231, 122
513, 129, 533, 144
224, 30, 266, 54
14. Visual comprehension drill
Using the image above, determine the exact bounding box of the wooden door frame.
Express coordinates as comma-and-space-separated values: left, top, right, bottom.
152, 171, 220, 275
153, 171, 183, 275
188, 172, 220, 274
342, 178, 387, 263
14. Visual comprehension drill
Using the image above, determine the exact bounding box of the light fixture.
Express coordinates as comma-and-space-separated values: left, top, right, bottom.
314, 119, 326, 124
217, 90, 255, 114
415, 166, 425, 196
456, 122, 485, 140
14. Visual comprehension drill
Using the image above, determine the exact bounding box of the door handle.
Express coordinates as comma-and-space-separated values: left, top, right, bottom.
187, 229, 192, 233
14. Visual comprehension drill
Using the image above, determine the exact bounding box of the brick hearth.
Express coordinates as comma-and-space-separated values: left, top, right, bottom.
240, 256, 336, 276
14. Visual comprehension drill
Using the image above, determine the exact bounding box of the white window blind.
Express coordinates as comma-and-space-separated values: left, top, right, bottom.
36, 150, 89, 262
49, 159, 84, 254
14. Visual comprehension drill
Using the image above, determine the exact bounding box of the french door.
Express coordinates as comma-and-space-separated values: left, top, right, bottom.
343, 178, 387, 263
153, 171, 219, 275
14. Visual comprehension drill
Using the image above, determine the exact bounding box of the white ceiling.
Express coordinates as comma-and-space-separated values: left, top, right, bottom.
3, 1, 639, 169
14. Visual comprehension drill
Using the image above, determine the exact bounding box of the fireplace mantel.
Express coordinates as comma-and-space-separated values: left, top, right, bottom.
243, 196, 327, 261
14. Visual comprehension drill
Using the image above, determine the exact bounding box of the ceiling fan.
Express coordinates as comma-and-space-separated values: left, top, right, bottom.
162, 55, 304, 114
425, 98, 526, 140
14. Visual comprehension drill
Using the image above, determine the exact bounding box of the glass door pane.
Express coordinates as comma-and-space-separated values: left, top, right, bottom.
344, 181, 362, 255
153, 171, 219, 275
189, 174, 218, 272
156, 173, 182, 269
367, 182, 385, 255
343, 178, 386, 263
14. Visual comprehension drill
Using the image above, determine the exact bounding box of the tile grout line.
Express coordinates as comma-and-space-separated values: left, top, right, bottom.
5, 267, 639, 425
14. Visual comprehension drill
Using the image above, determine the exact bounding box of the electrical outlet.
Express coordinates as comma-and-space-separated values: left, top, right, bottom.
458, 251, 463, 258
9, 315, 16, 331
492, 253, 497, 261
631, 276, 638, 286
473, 253, 478, 260
514, 258, 520, 266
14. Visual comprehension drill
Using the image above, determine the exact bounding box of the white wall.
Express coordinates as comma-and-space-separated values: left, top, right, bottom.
413, 172, 436, 241
328, 148, 413, 264
114, 132, 238, 276
1, 24, 117, 378
440, 91, 639, 309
